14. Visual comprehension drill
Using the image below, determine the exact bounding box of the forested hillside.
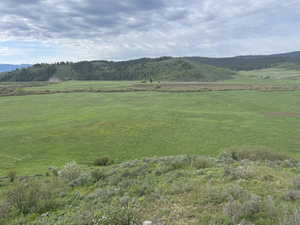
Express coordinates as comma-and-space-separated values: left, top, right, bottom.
187, 51, 300, 70
0, 57, 235, 82
1, 51, 300, 82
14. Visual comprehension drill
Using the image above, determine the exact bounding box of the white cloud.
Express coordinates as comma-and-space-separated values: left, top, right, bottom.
0, 0, 299, 63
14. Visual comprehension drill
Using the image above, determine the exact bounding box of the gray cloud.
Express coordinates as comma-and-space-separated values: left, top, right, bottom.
0, 0, 299, 63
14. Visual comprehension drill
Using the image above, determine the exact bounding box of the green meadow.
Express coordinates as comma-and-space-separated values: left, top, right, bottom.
228, 68, 300, 84
1, 89, 300, 175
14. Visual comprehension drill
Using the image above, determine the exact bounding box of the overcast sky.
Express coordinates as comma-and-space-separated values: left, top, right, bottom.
0, 0, 299, 64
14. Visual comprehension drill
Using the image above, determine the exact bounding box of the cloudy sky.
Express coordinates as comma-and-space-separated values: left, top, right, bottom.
0, 0, 299, 64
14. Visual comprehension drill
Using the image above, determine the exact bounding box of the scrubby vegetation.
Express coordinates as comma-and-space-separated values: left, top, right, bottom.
1, 150, 300, 225
93, 157, 114, 166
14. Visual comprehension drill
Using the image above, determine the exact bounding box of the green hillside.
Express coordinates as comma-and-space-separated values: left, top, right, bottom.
186, 51, 300, 71
0, 58, 235, 82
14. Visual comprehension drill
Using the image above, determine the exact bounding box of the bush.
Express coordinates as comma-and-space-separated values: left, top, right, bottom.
293, 176, 300, 189
280, 208, 300, 225
48, 166, 59, 176
69, 173, 92, 187
206, 185, 227, 204
223, 148, 291, 162
91, 169, 106, 182
168, 180, 194, 195
100, 206, 139, 225
6, 179, 66, 214
154, 164, 174, 176
284, 190, 300, 201
94, 157, 114, 166
59, 162, 82, 182
40, 205, 140, 225
224, 166, 256, 180
169, 156, 192, 170
0, 202, 10, 219
192, 156, 214, 169
224, 184, 250, 201
241, 194, 261, 217
264, 196, 277, 218
7, 170, 17, 182
223, 200, 242, 224
223, 194, 262, 225
129, 182, 153, 197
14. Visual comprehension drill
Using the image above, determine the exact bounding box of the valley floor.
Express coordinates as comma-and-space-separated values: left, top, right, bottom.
0, 86, 300, 175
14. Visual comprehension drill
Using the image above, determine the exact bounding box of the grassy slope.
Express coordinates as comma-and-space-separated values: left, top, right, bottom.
227, 67, 300, 84
1, 91, 300, 175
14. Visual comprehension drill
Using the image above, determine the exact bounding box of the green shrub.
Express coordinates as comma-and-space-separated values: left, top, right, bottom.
129, 182, 153, 197
7, 170, 17, 182
241, 194, 261, 217
59, 162, 82, 182
264, 196, 277, 218
279, 208, 300, 225
69, 173, 92, 187
284, 190, 300, 201
154, 164, 174, 176
91, 169, 106, 182
223, 148, 291, 162
224, 184, 250, 201
223, 200, 242, 224
293, 176, 300, 189
224, 166, 256, 180
48, 166, 59, 176
100, 206, 139, 225
6, 179, 66, 214
0, 202, 10, 219
206, 185, 227, 204
168, 180, 194, 195
94, 157, 114, 166
192, 157, 214, 169
170, 156, 192, 170
224, 194, 262, 224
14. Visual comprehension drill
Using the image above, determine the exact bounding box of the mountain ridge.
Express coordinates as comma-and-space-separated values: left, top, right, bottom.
1, 51, 300, 82
0, 64, 31, 73
186, 51, 300, 70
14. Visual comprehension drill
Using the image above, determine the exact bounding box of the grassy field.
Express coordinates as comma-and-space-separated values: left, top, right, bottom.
1, 90, 300, 175
22, 80, 136, 91
228, 68, 300, 84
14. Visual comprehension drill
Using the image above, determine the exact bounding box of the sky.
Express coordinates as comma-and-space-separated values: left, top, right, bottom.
0, 0, 299, 64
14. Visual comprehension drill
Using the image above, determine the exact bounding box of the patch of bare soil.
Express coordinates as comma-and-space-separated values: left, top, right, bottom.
1, 82, 300, 97
132, 83, 300, 92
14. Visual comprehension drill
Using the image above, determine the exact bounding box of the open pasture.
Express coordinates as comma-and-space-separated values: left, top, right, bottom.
1, 90, 300, 175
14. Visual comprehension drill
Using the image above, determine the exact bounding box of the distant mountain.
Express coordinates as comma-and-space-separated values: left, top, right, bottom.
0, 58, 235, 82
186, 51, 300, 70
0, 64, 31, 72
